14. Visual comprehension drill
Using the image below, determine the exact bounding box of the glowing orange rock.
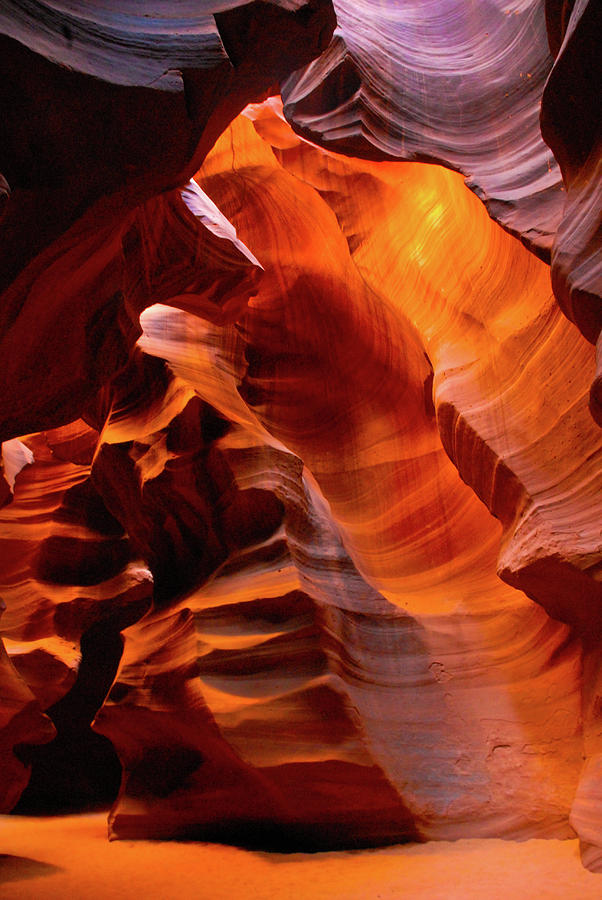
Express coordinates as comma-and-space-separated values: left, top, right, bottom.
281, 0, 564, 257
84, 102, 598, 845
571, 755, 602, 872
0, 0, 599, 866
0, 421, 152, 645
90, 360, 421, 843
205, 101, 602, 632
0, 420, 152, 810
0, 0, 335, 440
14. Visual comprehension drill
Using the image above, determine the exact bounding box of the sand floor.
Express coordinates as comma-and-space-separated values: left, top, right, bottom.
1, 813, 601, 899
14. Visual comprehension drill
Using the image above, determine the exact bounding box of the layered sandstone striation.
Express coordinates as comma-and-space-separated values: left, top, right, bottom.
0, 0, 336, 813
0, 0, 334, 440
0, 0, 601, 873
94, 294, 584, 843
281, 0, 565, 257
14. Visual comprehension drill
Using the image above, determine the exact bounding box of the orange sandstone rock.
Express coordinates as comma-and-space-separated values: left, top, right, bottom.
87, 102, 596, 843
0, 0, 600, 868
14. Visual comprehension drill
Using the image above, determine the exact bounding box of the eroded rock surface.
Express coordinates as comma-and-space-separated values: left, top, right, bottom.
92, 101, 597, 841
97, 299, 585, 842
0, 0, 335, 439
281, 0, 565, 258
0, 621, 55, 812
0, 0, 601, 868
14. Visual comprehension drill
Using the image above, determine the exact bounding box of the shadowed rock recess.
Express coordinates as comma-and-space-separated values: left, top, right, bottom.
0, 0, 601, 870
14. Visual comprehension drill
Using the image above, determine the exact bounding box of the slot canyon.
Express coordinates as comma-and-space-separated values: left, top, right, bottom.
0, 1, 600, 897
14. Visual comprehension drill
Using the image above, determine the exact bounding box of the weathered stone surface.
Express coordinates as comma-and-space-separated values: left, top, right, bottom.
0, 422, 152, 645
281, 0, 565, 257
0, 0, 335, 440
88, 100, 599, 844
0, 0, 600, 869
213, 102, 602, 633
0, 420, 152, 811
571, 755, 602, 872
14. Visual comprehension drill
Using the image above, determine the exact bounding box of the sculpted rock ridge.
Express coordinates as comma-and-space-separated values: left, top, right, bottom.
0, 0, 600, 873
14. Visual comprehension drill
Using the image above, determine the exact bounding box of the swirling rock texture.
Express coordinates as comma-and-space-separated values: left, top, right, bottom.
0, 0, 335, 813
280, 0, 565, 259
0, 0, 334, 439
0, 422, 151, 810
0, 0, 601, 875
281, 0, 601, 423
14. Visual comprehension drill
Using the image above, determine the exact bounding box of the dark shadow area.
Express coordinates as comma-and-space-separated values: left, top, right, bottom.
170, 819, 421, 854
12, 618, 125, 814
0, 854, 63, 884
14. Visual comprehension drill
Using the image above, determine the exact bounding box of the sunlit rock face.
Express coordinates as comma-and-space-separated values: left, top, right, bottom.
91, 106, 597, 845
0, 423, 152, 810
92, 296, 584, 845
0, 0, 335, 439
281, 0, 565, 258
0, 0, 336, 817
281, 0, 601, 421
0, 0, 601, 870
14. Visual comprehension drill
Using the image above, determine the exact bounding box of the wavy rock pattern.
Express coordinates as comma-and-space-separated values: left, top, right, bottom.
0, 2, 335, 808
0, 181, 263, 441
571, 755, 602, 873
91, 303, 581, 843
85, 99, 596, 841
0, 0, 334, 440
209, 103, 602, 632
0, 420, 152, 809
89, 343, 417, 844
281, 0, 564, 257
0, 0, 600, 870
0, 421, 152, 645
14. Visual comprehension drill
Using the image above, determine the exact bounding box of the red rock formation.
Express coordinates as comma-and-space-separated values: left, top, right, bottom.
0, 624, 55, 812
0, 0, 337, 810
90, 98, 598, 845
0, 419, 151, 809
91, 358, 422, 844
0, 0, 600, 872
281, 0, 565, 258
0, 421, 151, 643
0, 0, 335, 440
215, 101, 602, 634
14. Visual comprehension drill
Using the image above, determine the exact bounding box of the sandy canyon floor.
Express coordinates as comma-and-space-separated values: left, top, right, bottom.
1, 813, 601, 899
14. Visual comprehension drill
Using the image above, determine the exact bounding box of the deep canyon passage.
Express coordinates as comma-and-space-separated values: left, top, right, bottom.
0, 1, 601, 896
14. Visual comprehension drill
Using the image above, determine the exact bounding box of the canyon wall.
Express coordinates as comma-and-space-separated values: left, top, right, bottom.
1, 0, 600, 871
